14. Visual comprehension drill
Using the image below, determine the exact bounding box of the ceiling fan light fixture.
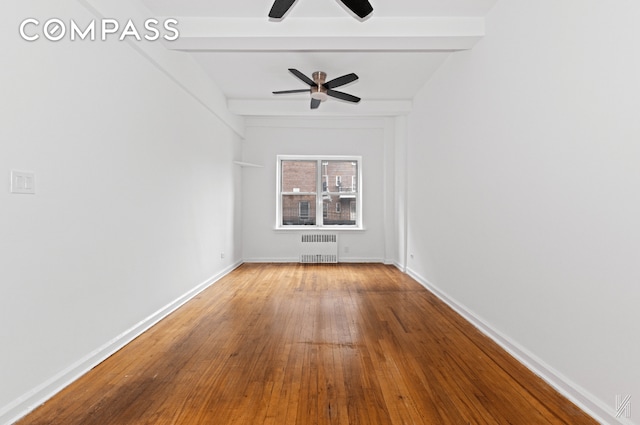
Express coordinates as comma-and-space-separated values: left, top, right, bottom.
310, 86, 328, 102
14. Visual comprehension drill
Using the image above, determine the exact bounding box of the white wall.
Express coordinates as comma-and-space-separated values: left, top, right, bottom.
241, 117, 396, 263
407, 0, 640, 423
0, 2, 243, 423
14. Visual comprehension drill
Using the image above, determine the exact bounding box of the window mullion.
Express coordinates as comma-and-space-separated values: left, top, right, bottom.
316, 159, 323, 226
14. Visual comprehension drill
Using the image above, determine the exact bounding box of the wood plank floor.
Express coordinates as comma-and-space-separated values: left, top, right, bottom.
17, 263, 597, 425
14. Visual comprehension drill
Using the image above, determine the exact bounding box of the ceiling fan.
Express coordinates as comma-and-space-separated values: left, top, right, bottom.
269, 0, 373, 19
273, 68, 361, 109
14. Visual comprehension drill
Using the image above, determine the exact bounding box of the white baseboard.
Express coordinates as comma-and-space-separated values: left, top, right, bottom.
339, 257, 385, 263
243, 257, 385, 264
405, 267, 625, 425
1, 261, 243, 425
243, 257, 299, 263
390, 260, 406, 271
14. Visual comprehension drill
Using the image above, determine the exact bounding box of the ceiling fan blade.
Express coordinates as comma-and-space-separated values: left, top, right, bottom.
311, 98, 321, 109
269, 0, 297, 18
273, 89, 310, 94
324, 73, 359, 89
288, 68, 316, 87
339, 0, 373, 18
326, 89, 361, 103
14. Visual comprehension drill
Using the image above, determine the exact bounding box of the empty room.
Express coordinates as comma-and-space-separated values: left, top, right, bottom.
1, 0, 638, 424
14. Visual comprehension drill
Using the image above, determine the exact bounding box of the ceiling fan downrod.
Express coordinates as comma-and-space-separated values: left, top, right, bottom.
310, 72, 328, 102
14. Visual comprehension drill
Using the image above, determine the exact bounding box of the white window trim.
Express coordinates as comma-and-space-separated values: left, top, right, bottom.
276, 155, 363, 230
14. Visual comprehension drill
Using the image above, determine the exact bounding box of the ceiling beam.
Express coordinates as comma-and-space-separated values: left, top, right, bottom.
165, 17, 484, 51
228, 99, 413, 117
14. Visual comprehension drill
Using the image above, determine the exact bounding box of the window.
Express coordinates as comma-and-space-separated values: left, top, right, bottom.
277, 155, 362, 229
299, 201, 310, 220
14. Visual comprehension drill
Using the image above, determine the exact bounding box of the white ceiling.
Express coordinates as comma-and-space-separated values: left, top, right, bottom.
140, 0, 498, 116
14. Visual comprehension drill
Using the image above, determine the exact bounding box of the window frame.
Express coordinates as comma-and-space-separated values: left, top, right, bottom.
276, 155, 363, 230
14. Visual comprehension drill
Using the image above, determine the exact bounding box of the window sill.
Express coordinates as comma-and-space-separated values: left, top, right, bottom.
274, 226, 365, 232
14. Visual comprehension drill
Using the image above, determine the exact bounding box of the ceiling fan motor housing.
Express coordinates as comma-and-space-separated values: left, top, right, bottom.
311, 71, 329, 101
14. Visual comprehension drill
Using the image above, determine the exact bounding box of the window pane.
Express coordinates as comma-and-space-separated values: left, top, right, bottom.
322, 194, 357, 226
282, 195, 316, 225
321, 161, 358, 193
281, 160, 317, 193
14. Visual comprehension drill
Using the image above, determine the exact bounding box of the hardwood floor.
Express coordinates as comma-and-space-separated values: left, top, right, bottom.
18, 263, 597, 424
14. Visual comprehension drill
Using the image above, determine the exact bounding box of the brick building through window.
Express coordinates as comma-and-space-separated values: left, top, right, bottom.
278, 156, 361, 228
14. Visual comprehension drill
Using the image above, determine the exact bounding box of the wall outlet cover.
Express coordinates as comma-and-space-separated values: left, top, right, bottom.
10, 171, 36, 194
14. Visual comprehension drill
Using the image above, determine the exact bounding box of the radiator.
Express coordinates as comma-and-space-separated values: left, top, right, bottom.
299, 233, 338, 263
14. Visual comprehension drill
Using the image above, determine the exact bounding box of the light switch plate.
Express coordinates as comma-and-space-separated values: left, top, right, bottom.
10, 171, 36, 194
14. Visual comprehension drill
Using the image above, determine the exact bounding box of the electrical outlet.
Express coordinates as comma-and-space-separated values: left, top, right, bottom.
220, 253, 225, 259
10, 171, 35, 194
